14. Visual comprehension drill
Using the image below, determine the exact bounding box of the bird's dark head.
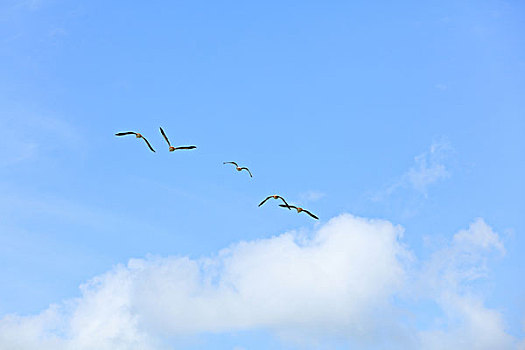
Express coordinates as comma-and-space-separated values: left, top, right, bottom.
236, 167, 242, 171
135, 133, 142, 138
273, 195, 279, 199
297, 207, 303, 213
169, 146, 175, 152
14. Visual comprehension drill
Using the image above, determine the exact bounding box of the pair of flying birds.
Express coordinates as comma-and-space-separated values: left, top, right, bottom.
258, 195, 319, 220
115, 128, 319, 220
221, 167, 318, 220
115, 127, 196, 153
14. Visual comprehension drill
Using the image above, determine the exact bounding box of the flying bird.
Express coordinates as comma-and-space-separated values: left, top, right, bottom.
279, 204, 319, 220
258, 195, 291, 209
159, 127, 197, 152
114, 131, 155, 152
223, 161, 253, 177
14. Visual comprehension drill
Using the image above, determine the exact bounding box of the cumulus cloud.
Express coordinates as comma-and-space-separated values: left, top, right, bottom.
0, 215, 520, 349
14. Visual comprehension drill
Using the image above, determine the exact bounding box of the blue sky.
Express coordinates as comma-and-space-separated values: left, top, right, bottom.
1, 0, 524, 348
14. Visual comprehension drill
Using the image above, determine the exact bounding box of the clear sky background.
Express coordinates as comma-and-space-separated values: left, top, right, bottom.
0, 0, 524, 349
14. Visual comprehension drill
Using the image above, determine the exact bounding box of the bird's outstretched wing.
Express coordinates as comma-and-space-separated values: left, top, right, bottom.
240, 167, 252, 177
174, 146, 196, 150
277, 196, 291, 209
141, 136, 156, 152
303, 210, 319, 220
223, 161, 238, 167
258, 196, 272, 207
115, 131, 137, 136
279, 204, 297, 210
159, 127, 171, 146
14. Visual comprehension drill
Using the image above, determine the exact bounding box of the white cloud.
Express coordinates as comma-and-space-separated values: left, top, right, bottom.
374, 140, 453, 201
453, 218, 505, 255
0, 215, 521, 349
417, 218, 514, 349
0, 113, 80, 167
297, 190, 326, 204
421, 218, 505, 294
419, 294, 515, 350
405, 140, 452, 195
9, 0, 43, 11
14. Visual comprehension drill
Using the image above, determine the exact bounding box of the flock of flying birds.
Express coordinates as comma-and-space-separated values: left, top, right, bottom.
115, 127, 319, 220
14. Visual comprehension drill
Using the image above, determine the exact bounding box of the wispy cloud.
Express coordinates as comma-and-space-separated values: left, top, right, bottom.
373, 140, 453, 201
0, 113, 81, 167
10, 0, 43, 11
405, 141, 452, 195
296, 190, 326, 204
418, 218, 513, 349
0, 214, 520, 349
